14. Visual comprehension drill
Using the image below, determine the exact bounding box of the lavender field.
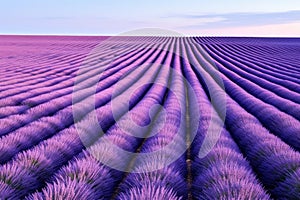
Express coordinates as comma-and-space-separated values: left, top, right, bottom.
0, 35, 300, 199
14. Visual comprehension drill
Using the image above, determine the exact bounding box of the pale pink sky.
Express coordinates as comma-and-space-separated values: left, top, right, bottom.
1, 0, 300, 36
184, 21, 300, 37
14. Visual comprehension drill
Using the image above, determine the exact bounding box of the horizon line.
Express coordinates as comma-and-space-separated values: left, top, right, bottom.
0, 33, 300, 38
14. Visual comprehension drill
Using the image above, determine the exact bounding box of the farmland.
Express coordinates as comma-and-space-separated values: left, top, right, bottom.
0, 35, 300, 199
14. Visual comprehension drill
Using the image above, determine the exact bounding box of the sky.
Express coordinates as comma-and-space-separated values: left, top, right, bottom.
1, 0, 300, 36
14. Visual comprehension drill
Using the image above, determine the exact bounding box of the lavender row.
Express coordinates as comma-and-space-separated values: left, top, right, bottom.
197, 37, 300, 67
201, 44, 300, 120
0, 64, 161, 199
0, 37, 109, 85
26, 43, 174, 199
206, 41, 300, 86
191, 38, 300, 152
2, 37, 173, 197
0, 41, 153, 117
0, 39, 156, 110
0, 38, 148, 95
221, 40, 300, 72
213, 43, 300, 82
0, 40, 145, 105
204, 43, 300, 102
0, 45, 164, 164
28, 68, 171, 200
117, 43, 188, 200
180, 38, 270, 199
198, 37, 300, 75
189, 37, 300, 199
0, 41, 162, 137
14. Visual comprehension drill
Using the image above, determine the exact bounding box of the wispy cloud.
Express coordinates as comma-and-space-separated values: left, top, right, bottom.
172, 10, 300, 29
